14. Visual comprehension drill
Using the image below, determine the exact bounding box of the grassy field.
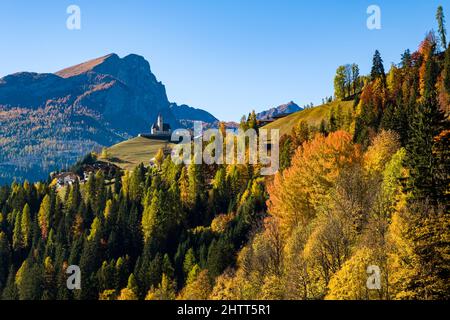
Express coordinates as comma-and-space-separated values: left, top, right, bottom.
106, 136, 174, 171
263, 100, 353, 137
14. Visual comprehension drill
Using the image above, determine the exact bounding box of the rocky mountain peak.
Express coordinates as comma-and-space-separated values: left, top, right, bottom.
55, 53, 120, 78
256, 101, 302, 120
0, 53, 219, 183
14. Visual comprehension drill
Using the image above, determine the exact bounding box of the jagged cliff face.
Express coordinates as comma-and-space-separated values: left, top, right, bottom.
0, 53, 177, 136
0, 53, 215, 183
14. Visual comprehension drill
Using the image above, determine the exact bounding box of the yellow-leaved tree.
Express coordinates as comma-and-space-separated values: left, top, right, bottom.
267, 131, 361, 237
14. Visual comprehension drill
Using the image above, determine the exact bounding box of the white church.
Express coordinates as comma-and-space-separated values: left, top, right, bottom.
138, 113, 172, 140
151, 113, 171, 136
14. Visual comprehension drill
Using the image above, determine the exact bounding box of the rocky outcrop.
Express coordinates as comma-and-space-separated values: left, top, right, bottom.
256, 101, 302, 120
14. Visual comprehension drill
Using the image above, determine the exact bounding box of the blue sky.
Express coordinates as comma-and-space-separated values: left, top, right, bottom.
0, 0, 448, 121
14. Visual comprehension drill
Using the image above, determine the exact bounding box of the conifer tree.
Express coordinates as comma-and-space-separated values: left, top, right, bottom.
319, 119, 327, 135
145, 273, 176, 300
248, 110, 258, 131
12, 209, 23, 251
401, 49, 412, 68
117, 273, 139, 300
38, 194, 52, 240
16, 259, 44, 300
212, 167, 229, 213
1, 266, 18, 300
183, 248, 197, 277
78, 237, 101, 300
20, 204, 31, 248
436, 6, 447, 50
187, 158, 205, 208
444, 47, 450, 94
328, 107, 337, 132
422, 52, 439, 104
351, 63, 360, 95
279, 135, 294, 171
142, 190, 168, 244
42, 257, 56, 300
0, 232, 11, 291
129, 163, 146, 202
66, 180, 81, 216
155, 148, 165, 169
93, 170, 106, 214
388, 202, 450, 299
371, 50, 386, 86
406, 99, 447, 201
177, 166, 189, 209
115, 257, 129, 292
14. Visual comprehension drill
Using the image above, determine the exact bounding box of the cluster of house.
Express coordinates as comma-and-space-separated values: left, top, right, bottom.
51, 161, 120, 189
52, 172, 79, 189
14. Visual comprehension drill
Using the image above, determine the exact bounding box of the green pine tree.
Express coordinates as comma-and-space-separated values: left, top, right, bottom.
436, 6, 447, 50
406, 99, 447, 202
371, 50, 386, 85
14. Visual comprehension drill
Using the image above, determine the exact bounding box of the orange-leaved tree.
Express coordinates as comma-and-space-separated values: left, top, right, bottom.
267, 131, 361, 237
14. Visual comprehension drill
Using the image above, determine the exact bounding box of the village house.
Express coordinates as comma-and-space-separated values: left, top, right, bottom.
54, 172, 79, 188
81, 161, 120, 182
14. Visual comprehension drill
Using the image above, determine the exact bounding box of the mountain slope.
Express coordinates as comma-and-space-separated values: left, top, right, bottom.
0, 54, 176, 132
263, 100, 353, 137
105, 136, 174, 171
55, 54, 116, 78
0, 54, 215, 183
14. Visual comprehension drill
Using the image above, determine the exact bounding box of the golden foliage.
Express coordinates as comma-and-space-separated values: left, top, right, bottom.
267, 131, 361, 237
387, 202, 450, 300
211, 212, 236, 234
326, 247, 383, 300
145, 274, 176, 300
99, 289, 117, 300
364, 130, 401, 177
117, 288, 138, 300
178, 269, 212, 300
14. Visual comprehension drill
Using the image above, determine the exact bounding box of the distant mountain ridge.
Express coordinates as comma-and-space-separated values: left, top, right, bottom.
256, 101, 302, 120
169, 103, 218, 128
0, 53, 218, 183
169, 103, 218, 123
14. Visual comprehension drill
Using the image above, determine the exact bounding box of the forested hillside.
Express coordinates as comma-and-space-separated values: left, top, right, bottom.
0, 8, 449, 300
